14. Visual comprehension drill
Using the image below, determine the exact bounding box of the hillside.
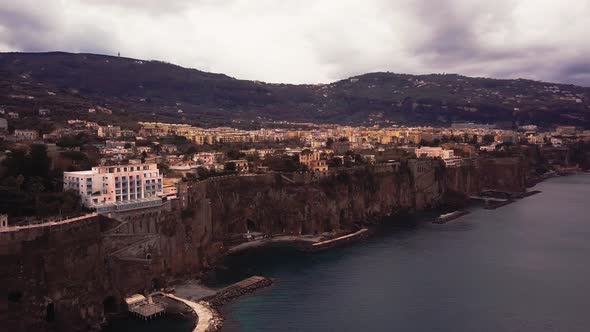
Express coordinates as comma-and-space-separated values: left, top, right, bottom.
1, 52, 589, 128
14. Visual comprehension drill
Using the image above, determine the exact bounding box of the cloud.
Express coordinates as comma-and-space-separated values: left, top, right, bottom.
0, 0, 589, 85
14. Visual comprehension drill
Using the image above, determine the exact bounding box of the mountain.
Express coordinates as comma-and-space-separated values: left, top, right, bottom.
1, 51, 589, 128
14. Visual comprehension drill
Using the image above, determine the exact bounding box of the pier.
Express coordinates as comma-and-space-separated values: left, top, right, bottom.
469, 195, 508, 202
307, 228, 370, 251
125, 294, 165, 320
204, 276, 273, 307
469, 189, 542, 210
163, 293, 219, 332
433, 210, 469, 224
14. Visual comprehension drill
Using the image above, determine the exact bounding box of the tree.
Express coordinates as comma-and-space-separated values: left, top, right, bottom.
26, 177, 46, 194
326, 138, 334, 148
262, 155, 300, 172
482, 134, 495, 145
245, 154, 260, 163
28, 144, 51, 179
157, 163, 170, 175
225, 161, 237, 172
226, 150, 245, 160
2, 150, 27, 177
184, 146, 198, 155
196, 167, 211, 180
57, 133, 94, 149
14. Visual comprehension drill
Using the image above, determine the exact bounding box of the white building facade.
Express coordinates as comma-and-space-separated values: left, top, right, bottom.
415, 147, 455, 159
415, 147, 463, 167
64, 163, 163, 210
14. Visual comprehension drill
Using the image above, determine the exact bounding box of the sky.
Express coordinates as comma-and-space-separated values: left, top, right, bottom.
0, 0, 589, 86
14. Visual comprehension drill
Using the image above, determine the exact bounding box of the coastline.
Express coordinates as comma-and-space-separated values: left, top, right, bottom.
176, 172, 585, 331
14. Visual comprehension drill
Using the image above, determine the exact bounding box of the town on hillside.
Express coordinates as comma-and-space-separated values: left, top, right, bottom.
1, 110, 589, 226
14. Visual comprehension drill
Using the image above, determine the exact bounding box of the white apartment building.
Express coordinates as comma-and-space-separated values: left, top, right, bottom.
14, 129, 39, 141
416, 147, 464, 167
415, 147, 455, 159
64, 163, 163, 210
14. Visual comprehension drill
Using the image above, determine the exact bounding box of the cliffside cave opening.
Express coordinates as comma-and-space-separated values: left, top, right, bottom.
45, 302, 55, 322
7, 291, 22, 303
246, 219, 257, 232
324, 219, 333, 233
103, 296, 117, 313
152, 278, 163, 290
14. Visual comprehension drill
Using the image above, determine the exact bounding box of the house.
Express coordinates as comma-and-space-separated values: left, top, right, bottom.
14, 129, 39, 141
98, 125, 122, 138
227, 159, 249, 173
0, 118, 7, 132
299, 149, 328, 172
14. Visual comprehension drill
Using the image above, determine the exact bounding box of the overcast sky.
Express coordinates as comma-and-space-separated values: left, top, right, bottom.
1, 0, 589, 85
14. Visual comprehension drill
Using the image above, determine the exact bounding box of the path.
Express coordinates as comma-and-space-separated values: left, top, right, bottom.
164, 293, 216, 332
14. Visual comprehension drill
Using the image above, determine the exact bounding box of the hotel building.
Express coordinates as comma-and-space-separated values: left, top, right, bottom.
64, 163, 163, 212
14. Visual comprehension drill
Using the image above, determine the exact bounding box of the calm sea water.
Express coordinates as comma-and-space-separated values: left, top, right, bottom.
217, 174, 590, 332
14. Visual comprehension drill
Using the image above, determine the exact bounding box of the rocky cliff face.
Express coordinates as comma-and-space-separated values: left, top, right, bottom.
0, 215, 116, 331
182, 162, 442, 270
0, 157, 529, 331
478, 157, 528, 192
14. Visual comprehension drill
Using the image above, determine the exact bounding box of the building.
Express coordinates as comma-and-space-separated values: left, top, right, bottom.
0, 118, 7, 132
415, 147, 463, 167
227, 160, 249, 173
332, 141, 353, 154
14, 129, 39, 141
495, 134, 518, 144
299, 149, 328, 172
98, 125, 122, 138
415, 147, 454, 159
550, 137, 563, 147
64, 163, 163, 210
0, 214, 8, 230
556, 126, 577, 136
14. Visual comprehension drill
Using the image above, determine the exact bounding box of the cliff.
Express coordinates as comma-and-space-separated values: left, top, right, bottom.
0, 156, 529, 331
0, 215, 117, 331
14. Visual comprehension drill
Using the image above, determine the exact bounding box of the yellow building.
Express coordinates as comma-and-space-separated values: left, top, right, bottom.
299, 150, 328, 172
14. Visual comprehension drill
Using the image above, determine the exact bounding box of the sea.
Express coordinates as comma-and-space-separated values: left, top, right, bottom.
216, 174, 590, 332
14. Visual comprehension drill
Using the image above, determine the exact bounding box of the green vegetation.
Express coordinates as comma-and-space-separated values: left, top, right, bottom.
0, 144, 85, 217
262, 154, 305, 172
